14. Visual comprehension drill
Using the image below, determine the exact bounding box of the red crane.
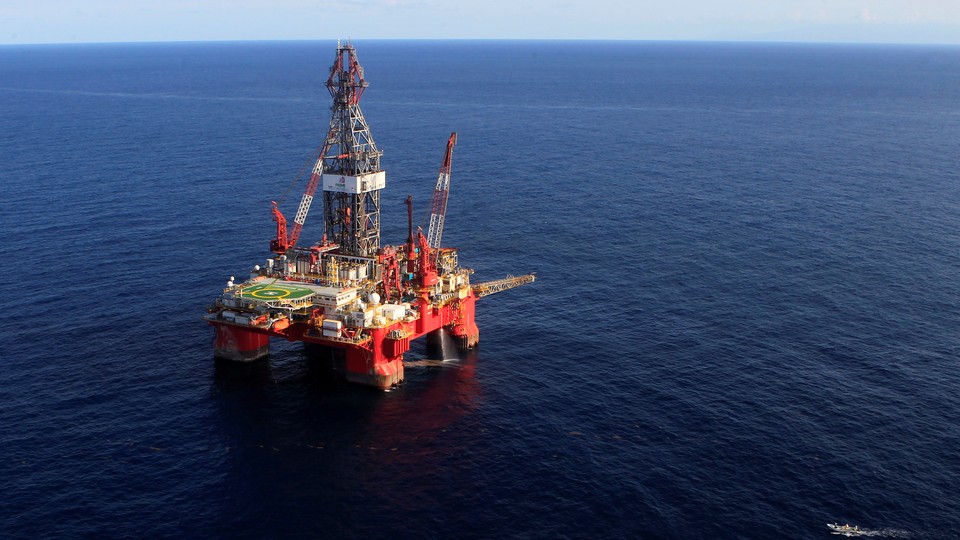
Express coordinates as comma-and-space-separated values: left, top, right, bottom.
425, 133, 457, 261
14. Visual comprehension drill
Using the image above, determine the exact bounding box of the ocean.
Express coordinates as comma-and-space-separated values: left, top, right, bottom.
2, 40, 960, 538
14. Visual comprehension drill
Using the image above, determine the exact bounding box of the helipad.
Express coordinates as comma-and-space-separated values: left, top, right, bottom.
240, 282, 317, 301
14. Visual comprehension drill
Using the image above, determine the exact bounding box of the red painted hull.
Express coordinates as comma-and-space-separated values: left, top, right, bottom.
212, 323, 270, 362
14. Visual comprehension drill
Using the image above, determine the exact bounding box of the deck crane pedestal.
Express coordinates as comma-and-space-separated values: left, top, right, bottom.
205, 43, 534, 389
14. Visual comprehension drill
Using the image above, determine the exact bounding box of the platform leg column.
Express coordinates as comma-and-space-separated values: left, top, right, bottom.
343, 328, 404, 389
344, 347, 404, 390
451, 294, 479, 351
212, 323, 270, 362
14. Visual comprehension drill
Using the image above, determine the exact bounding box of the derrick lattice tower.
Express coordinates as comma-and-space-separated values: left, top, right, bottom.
320, 43, 384, 257
271, 43, 384, 257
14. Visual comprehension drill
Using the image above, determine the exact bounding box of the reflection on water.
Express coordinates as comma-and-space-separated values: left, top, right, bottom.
207, 326, 485, 533
209, 338, 481, 442
213, 356, 273, 383
208, 340, 483, 534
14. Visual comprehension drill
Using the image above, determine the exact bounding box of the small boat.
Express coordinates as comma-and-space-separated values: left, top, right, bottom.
827, 523, 864, 536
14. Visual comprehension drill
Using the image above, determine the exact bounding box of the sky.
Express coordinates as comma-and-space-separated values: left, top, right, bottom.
1, 0, 959, 45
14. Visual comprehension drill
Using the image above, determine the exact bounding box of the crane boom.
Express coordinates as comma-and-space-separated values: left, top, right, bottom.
287, 153, 326, 249
425, 133, 457, 257
473, 274, 537, 298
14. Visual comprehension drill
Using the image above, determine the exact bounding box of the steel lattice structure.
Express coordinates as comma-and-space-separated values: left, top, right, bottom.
425, 133, 457, 259
319, 43, 383, 258
272, 42, 384, 256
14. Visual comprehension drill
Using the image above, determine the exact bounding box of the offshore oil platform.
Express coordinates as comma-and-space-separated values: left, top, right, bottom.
204, 43, 534, 389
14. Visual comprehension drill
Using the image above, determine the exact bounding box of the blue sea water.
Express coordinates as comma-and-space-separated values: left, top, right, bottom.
2, 40, 960, 538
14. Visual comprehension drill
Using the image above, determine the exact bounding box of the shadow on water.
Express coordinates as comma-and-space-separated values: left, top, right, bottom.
208, 335, 481, 427
212, 356, 274, 384
207, 341, 484, 535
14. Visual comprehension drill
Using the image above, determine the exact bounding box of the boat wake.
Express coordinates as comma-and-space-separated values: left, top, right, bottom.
827, 523, 914, 538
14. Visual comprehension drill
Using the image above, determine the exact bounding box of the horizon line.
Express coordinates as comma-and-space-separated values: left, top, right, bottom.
2, 37, 960, 48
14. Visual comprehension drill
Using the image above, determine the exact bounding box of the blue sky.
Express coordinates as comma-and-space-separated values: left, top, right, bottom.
1, 1, 959, 45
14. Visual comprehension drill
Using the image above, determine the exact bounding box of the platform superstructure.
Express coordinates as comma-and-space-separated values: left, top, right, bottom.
205, 43, 534, 389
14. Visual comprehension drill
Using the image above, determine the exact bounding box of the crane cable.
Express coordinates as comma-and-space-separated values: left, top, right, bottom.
275, 142, 325, 206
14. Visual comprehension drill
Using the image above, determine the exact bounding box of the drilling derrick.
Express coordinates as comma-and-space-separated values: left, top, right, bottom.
206, 42, 535, 390
270, 43, 383, 256
321, 44, 383, 257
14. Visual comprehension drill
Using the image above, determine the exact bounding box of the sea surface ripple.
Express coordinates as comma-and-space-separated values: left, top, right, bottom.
1, 41, 960, 538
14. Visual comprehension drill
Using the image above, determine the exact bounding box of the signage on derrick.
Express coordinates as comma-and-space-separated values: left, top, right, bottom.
322, 172, 386, 194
